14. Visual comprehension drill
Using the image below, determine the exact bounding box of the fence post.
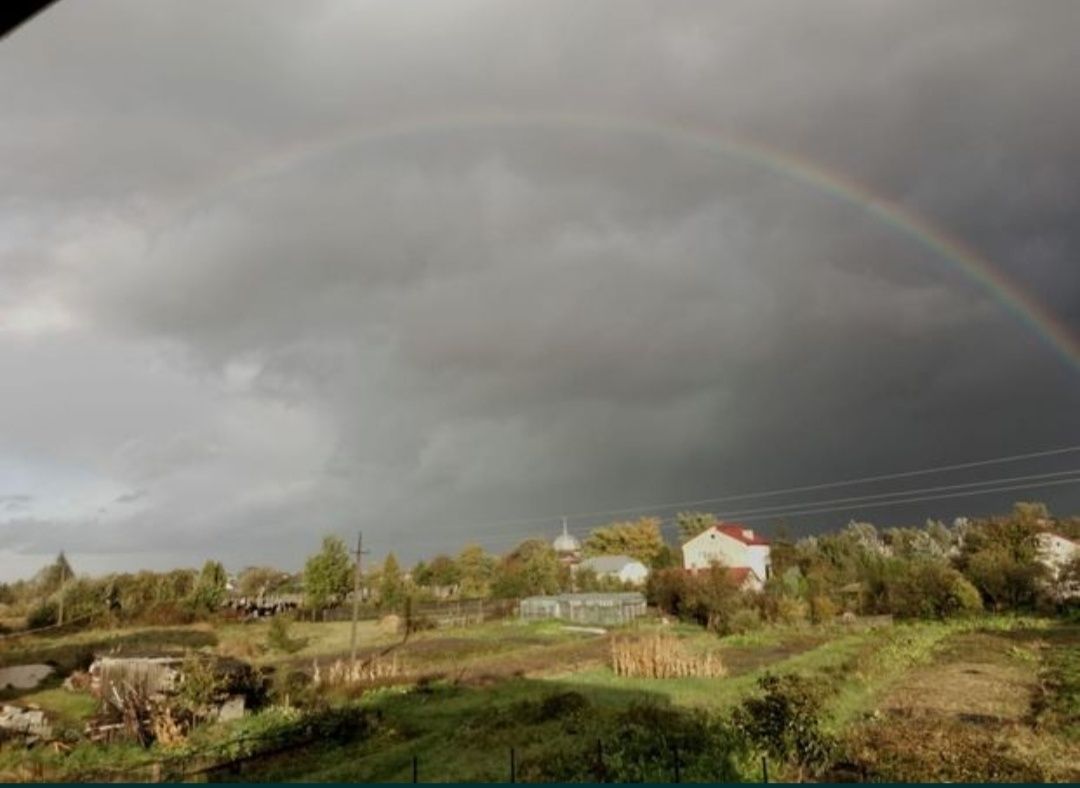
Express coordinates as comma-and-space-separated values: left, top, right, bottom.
412, 754, 418, 783
762, 755, 769, 784
596, 738, 605, 782
673, 743, 681, 783
509, 747, 516, 783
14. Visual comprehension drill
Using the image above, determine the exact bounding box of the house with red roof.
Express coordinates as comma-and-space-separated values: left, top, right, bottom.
682, 524, 771, 591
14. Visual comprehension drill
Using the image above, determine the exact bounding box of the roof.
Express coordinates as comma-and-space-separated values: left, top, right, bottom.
714, 524, 770, 546
521, 592, 646, 604
1038, 532, 1079, 546
727, 567, 753, 584
578, 555, 644, 573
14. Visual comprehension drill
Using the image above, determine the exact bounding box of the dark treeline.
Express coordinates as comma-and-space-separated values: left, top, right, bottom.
3, 501, 1077, 631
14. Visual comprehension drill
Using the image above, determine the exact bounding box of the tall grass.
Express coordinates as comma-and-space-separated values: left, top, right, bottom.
610, 634, 726, 679
313, 655, 403, 687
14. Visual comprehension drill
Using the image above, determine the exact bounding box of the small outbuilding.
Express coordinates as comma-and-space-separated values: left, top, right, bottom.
519, 592, 647, 625
577, 555, 650, 586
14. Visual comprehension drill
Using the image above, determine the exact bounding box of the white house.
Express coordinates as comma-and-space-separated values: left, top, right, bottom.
577, 555, 650, 586
1036, 532, 1079, 599
682, 524, 771, 589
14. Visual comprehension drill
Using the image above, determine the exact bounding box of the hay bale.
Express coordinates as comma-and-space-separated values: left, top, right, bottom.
377, 614, 401, 634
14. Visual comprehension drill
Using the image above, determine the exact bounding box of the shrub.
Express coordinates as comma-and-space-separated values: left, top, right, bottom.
536, 691, 590, 722
773, 595, 809, 626
728, 607, 762, 634
648, 566, 754, 633
733, 672, 833, 780
887, 561, 983, 619
27, 601, 58, 629
809, 595, 838, 624
266, 615, 302, 654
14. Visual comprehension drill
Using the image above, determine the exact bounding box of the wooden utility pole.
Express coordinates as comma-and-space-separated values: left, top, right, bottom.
349, 531, 368, 663
56, 554, 66, 626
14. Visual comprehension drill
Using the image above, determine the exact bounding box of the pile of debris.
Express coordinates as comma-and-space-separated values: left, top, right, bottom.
0, 705, 52, 743
84, 654, 266, 745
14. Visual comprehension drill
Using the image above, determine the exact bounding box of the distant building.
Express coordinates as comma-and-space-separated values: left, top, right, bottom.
553, 517, 582, 565
519, 592, 647, 626
577, 554, 649, 586
682, 524, 771, 589
1036, 532, 1079, 599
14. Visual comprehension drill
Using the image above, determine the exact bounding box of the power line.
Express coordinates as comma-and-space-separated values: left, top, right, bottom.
728, 475, 1080, 524
451, 443, 1080, 538
469, 473, 1080, 552
711, 467, 1080, 521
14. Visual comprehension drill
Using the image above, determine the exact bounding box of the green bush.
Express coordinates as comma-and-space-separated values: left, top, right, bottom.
27, 601, 58, 629
733, 672, 833, 780
728, 607, 762, 634
267, 615, 302, 653
887, 561, 983, 619
809, 595, 838, 624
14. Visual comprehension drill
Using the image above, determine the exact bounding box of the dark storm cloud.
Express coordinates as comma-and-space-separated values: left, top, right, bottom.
0, 0, 1077, 575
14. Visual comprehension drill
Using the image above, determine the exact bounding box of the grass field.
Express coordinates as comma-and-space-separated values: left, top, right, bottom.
0, 613, 1076, 782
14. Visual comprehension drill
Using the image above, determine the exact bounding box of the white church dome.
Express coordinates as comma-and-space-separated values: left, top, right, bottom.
553, 518, 581, 553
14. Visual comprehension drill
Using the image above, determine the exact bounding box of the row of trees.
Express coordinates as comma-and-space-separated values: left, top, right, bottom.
7, 501, 1074, 628
296, 517, 678, 616
647, 502, 1079, 634
0, 556, 235, 629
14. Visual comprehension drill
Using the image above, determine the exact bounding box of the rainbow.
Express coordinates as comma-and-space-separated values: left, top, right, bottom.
174, 111, 1080, 371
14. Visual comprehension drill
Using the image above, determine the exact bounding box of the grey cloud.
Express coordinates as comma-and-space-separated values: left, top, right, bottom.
0, 0, 1077, 575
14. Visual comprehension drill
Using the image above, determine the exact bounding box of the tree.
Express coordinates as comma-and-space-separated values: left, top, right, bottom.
157, 569, 197, 604
964, 546, 1044, 610
676, 511, 716, 541
379, 552, 405, 611
491, 539, 562, 598
583, 517, 666, 566
34, 552, 74, 595
456, 544, 496, 598
414, 554, 460, 590
237, 566, 289, 598
190, 560, 228, 613
303, 536, 352, 615
957, 504, 1050, 610
647, 565, 750, 633
886, 560, 982, 619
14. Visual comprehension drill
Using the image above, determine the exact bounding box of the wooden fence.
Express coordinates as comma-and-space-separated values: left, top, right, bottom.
316, 597, 518, 628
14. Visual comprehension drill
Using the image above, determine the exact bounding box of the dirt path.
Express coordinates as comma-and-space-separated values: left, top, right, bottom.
878, 630, 1037, 722
839, 627, 1080, 783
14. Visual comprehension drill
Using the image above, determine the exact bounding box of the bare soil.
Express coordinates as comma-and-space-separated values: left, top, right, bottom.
841, 627, 1080, 783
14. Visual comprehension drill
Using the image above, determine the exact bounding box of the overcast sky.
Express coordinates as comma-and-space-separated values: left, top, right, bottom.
1, 0, 1078, 579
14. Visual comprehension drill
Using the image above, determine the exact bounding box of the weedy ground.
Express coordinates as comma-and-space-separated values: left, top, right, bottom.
0, 613, 1076, 782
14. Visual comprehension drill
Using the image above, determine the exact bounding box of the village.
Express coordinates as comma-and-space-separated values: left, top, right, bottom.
0, 502, 1076, 782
